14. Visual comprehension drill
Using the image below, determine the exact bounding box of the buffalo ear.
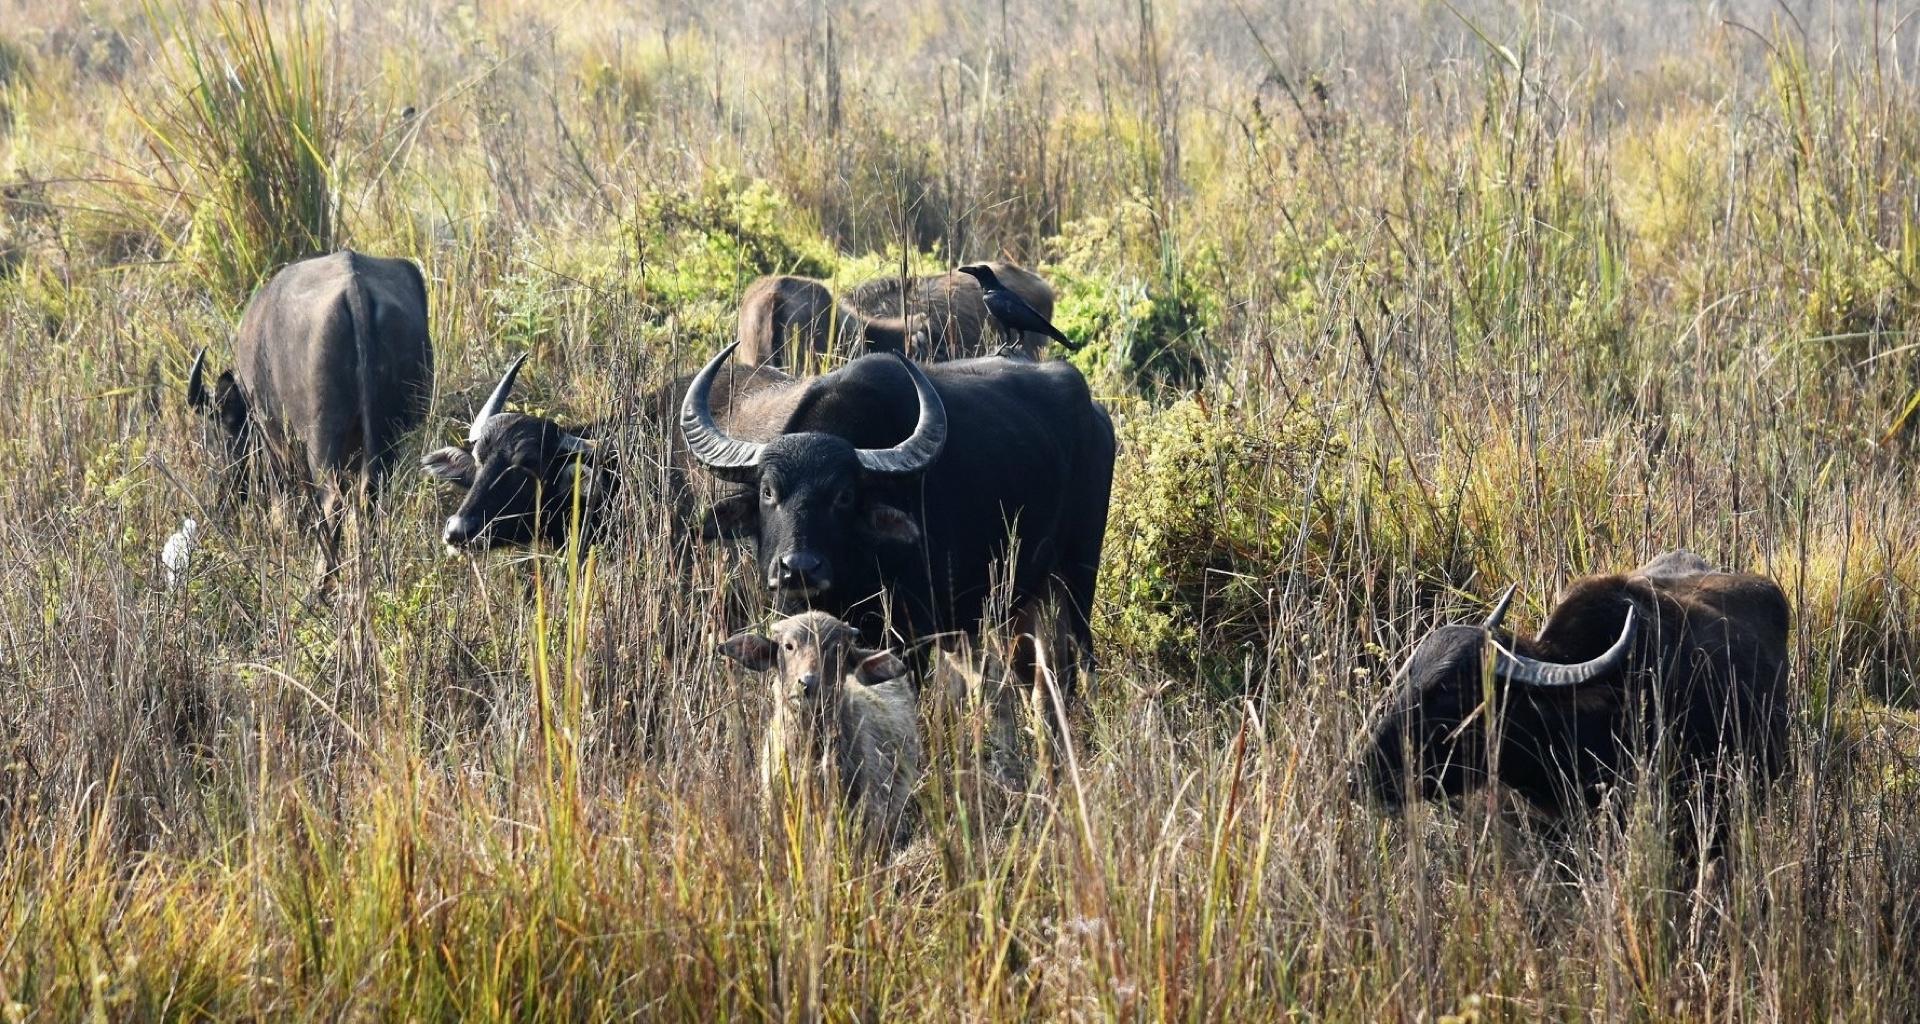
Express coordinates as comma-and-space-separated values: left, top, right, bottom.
567, 460, 615, 501
854, 648, 909, 685
700, 492, 758, 542
421, 447, 476, 489
860, 503, 921, 545
719, 633, 777, 672
214, 372, 248, 431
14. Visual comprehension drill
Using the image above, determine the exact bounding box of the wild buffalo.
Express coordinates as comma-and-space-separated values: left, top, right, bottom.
422, 352, 786, 552
845, 261, 1057, 360
735, 275, 926, 371
426, 343, 1114, 698
188, 249, 432, 531
1355, 551, 1791, 859
682, 342, 1115, 697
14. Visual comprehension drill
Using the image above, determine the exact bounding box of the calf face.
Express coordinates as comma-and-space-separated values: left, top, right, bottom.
721, 611, 909, 706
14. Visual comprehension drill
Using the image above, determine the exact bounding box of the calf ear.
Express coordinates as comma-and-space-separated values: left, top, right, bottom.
421, 447, 476, 489
700, 492, 758, 542
854, 648, 909, 685
860, 503, 921, 545
719, 633, 777, 671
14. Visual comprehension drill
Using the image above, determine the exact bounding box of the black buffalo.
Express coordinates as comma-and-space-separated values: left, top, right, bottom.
188, 249, 432, 525
1356, 551, 1791, 858
682, 342, 1115, 696
422, 353, 785, 552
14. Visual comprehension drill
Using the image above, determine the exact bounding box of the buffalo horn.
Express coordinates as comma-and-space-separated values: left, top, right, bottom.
470, 352, 529, 444
680, 342, 766, 482
1492, 607, 1639, 688
853, 353, 948, 477
187, 347, 210, 409
1482, 583, 1518, 631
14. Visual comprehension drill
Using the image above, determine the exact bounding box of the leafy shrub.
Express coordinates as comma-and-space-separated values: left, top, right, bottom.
1101, 396, 1350, 686
628, 170, 837, 309
1045, 195, 1219, 392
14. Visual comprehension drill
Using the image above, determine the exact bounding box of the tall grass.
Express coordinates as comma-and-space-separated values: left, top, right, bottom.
134, 0, 336, 301
1, 0, 1920, 1019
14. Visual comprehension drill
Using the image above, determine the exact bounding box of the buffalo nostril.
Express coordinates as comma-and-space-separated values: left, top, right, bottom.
776, 552, 830, 592
443, 515, 476, 545
781, 552, 822, 575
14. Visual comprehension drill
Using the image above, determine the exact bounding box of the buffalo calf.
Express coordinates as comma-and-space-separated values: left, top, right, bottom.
736, 275, 926, 371
723, 611, 923, 848
845, 261, 1057, 360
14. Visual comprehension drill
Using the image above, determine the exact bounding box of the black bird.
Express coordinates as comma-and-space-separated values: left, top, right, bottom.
956, 263, 1081, 353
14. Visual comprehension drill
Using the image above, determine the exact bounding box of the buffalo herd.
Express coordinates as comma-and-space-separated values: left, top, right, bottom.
185, 248, 1797, 867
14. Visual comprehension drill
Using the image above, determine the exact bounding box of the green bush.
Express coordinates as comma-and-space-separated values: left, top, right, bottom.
1101, 396, 1351, 686
1045, 196, 1219, 392
628, 170, 837, 309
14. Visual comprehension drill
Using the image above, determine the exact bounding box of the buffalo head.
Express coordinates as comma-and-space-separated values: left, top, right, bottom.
422, 353, 613, 551
1357, 585, 1639, 807
186, 347, 252, 465
682, 342, 946, 610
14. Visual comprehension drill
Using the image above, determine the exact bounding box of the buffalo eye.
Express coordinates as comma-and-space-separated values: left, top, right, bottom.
761, 482, 777, 505
834, 485, 855, 510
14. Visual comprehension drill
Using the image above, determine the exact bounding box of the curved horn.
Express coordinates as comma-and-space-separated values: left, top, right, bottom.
679, 342, 765, 482
1482, 583, 1518, 631
854, 353, 947, 476
469, 352, 529, 444
1492, 606, 1639, 688
186, 347, 210, 409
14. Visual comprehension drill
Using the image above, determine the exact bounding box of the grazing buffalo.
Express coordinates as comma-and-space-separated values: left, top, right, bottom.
422, 353, 787, 552
1356, 551, 1791, 858
682, 342, 1115, 696
188, 250, 432, 526
845, 261, 1057, 360
736, 275, 926, 371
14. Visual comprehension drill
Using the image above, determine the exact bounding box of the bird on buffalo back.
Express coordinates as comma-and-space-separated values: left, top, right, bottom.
955, 264, 1080, 354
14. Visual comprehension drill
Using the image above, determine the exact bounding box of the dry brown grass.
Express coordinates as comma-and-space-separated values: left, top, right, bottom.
3, 0, 1920, 1019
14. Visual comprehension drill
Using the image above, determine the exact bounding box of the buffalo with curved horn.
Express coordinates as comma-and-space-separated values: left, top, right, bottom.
1356, 551, 1790, 860
684, 342, 1115, 698
423, 353, 616, 551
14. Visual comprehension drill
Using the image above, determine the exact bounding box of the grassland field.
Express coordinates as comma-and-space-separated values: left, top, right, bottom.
6, 0, 1920, 1019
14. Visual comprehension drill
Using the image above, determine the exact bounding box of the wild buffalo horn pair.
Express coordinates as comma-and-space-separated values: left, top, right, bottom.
1482, 582, 1639, 687
468, 351, 593, 454
679, 341, 948, 481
